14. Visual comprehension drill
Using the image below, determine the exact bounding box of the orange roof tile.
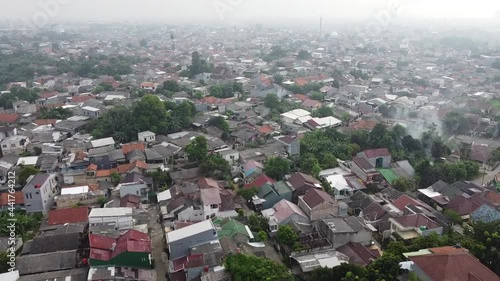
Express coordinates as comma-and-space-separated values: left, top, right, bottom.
258, 124, 273, 134
0, 113, 20, 124
96, 169, 114, 177
0, 192, 24, 206
122, 142, 145, 155
294, 78, 308, 86
131, 160, 148, 170
34, 119, 57, 126
71, 95, 95, 103
87, 164, 98, 171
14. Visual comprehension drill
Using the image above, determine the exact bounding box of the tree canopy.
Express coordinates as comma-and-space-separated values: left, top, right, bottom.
225, 253, 293, 281
185, 136, 209, 163
264, 157, 291, 180
88, 95, 196, 143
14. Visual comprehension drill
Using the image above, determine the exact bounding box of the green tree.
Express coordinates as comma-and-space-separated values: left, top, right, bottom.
39, 107, 73, 119
312, 106, 334, 118
443, 111, 471, 135
185, 136, 208, 162
444, 208, 463, 224
257, 230, 267, 241
199, 154, 231, 179
18, 165, 40, 186
367, 253, 402, 281
273, 74, 284, 85
147, 169, 172, 191
297, 50, 311, 60
0, 252, 8, 273
111, 172, 121, 184
276, 225, 298, 248
163, 80, 181, 92
225, 254, 293, 281
309, 92, 324, 101
264, 157, 291, 180
308, 263, 367, 281
247, 214, 268, 232
391, 177, 416, 192
139, 38, 148, 47
264, 93, 280, 109
237, 187, 258, 201
207, 116, 229, 132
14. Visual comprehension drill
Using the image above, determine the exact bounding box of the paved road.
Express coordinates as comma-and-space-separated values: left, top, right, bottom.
148, 206, 168, 281
473, 164, 500, 187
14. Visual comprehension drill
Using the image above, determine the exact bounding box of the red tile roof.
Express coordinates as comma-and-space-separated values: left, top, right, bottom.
352, 157, 374, 171
410, 251, 500, 281
337, 242, 380, 266
71, 95, 95, 103
244, 174, 275, 189
293, 94, 309, 101
0, 113, 20, 124
302, 188, 336, 209
197, 177, 220, 189
392, 195, 425, 212
48, 206, 89, 225
257, 124, 273, 135
122, 142, 145, 155
89, 229, 151, 261
39, 91, 58, 99
87, 164, 98, 171
0, 192, 24, 206
393, 213, 440, 230
361, 148, 391, 158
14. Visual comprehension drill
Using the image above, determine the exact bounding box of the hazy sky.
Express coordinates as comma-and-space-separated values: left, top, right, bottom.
3, 0, 500, 24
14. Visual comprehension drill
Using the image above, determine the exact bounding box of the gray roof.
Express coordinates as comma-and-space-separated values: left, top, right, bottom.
108, 149, 125, 161
18, 268, 89, 281
144, 148, 164, 161
16, 250, 77, 275
23, 174, 50, 190
395, 160, 415, 177
40, 224, 85, 236
21, 232, 80, 255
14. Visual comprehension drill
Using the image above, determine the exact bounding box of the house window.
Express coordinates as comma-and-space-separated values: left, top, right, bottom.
2, 145, 6, 148
35, 191, 39, 195
136, 191, 140, 195
25, 193, 28, 199
375, 157, 383, 168
211, 204, 218, 209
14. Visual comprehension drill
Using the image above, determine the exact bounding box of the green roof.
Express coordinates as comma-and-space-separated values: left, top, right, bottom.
377, 168, 399, 184
217, 218, 251, 239
274, 181, 292, 195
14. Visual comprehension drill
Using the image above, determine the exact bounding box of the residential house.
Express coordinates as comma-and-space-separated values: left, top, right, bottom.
140, 82, 158, 92
244, 174, 275, 189
323, 174, 353, 200
0, 113, 20, 126
0, 191, 24, 211
274, 136, 301, 157
409, 247, 500, 281
1, 135, 30, 155
0, 126, 16, 140
389, 214, 443, 241
89, 229, 152, 268
298, 188, 340, 221
21, 232, 82, 255
471, 203, 500, 223
15, 250, 79, 276
81, 106, 102, 119
249, 78, 288, 99
291, 250, 349, 277
262, 199, 309, 233
315, 216, 373, 248
287, 172, 323, 203
337, 242, 380, 266
357, 148, 392, 168
216, 217, 254, 243
22, 173, 58, 214
0, 159, 14, 186
241, 160, 264, 183
47, 206, 89, 226
119, 182, 149, 203
88, 207, 134, 233
138, 131, 156, 143
165, 220, 218, 260
252, 181, 293, 211
351, 157, 380, 184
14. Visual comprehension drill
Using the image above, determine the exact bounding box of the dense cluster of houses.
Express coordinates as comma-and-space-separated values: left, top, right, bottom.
1, 22, 500, 281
